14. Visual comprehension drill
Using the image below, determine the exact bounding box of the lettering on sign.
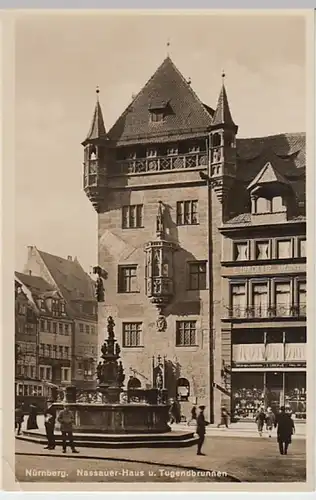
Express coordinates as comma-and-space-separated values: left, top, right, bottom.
226, 263, 305, 275
232, 362, 306, 369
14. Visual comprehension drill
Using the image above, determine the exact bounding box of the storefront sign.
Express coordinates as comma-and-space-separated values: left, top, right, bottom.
223, 263, 305, 277
232, 362, 306, 369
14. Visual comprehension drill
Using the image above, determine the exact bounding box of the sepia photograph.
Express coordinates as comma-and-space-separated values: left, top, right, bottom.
8, 9, 313, 491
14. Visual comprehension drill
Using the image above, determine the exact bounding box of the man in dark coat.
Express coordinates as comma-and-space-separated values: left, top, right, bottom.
44, 399, 57, 450
274, 406, 295, 455
15, 406, 24, 435
196, 405, 209, 455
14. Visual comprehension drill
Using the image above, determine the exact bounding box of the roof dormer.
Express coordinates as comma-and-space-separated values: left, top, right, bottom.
247, 160, 296, 223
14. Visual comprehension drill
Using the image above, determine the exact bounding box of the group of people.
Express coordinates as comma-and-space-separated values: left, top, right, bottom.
179, 403, 296, 457
15, 400, 79, 454
255, 405, 295, 455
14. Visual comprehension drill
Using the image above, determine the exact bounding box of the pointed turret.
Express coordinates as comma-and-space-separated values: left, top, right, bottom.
209, 73, 238, 205
82, 88, 112, 213
211, 73, 238, 132
82, 87, 107, 145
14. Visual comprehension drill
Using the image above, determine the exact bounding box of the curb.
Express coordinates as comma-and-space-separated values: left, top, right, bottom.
15, 451, 240, 482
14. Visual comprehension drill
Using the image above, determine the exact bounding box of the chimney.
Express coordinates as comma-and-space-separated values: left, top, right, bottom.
67, 256, 72, 261
28, 270, 32, 276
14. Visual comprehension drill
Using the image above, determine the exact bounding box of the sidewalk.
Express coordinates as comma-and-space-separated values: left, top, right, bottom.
22, 415, 306, 440
172, 420, 306, 439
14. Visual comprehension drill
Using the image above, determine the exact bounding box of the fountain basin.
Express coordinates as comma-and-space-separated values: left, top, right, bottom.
53, 402, 171, 434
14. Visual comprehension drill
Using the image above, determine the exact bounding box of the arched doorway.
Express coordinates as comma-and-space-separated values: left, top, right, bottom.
177, 377, 190, 402
127, 376, 141, 390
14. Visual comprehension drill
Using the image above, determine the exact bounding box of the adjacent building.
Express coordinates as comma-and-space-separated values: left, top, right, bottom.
23, 247, 98, 389
82, 56, 306, 421
16, 272, 73, 389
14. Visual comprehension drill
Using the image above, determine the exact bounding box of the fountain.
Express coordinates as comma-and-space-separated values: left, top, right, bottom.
19, 317, 197, 447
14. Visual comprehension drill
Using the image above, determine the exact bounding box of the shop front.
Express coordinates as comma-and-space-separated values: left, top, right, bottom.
231, 367, 306, 421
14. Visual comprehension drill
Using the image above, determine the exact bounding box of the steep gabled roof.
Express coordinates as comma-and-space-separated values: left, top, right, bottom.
15, 272, 56, 297
30, 250, 96, 319
212, 83, 237, 130
107, 56, 214, 145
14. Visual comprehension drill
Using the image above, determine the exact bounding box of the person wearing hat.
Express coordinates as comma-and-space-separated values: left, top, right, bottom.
57, 404, 79, 453
44, 399, 57, 450
196, 405, 209, 455
274, 406, 295, 455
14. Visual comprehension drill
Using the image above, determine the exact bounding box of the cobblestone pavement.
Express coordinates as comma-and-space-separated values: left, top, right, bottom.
15, 434, 306, 483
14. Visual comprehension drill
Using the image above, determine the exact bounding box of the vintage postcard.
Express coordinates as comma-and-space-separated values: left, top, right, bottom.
1, 8, 315, 492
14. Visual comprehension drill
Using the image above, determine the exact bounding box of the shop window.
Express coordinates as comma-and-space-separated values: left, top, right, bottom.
276, 239, 292, 259
176, 321, 197, 346
188, 261, 207, 290
233, 242, 248, 261
177, 378, 190, 401
255, 241, 270, 260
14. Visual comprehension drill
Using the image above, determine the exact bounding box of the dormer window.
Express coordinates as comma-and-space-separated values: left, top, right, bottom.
148, 99, 169, 124
150, 111, 164, 123
254, 195, 286, 215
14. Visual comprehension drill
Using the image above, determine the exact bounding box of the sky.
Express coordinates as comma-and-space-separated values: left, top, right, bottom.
15, 12, 306, 273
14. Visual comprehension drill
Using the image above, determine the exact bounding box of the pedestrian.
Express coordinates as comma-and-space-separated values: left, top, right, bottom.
44, 399, 56, 450
265, 407, 275, 438
217, 406, 229, 428
196, 405, 209, 456
57, 404, 79, 454
26, 403, 39, 430
187, 405, 197, 426
275, 406, 295, 455
15, 405, 24, 435
255, 407, 266, 437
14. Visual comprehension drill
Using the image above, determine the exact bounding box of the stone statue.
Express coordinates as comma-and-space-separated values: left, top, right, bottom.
156, 370, 163, 390
156, 201, 164, 237
97, 362, 103, 381
115, 342, 121, 357
118, 361, 125, 386
107, 316, 115, 337
101, 342, 108, 356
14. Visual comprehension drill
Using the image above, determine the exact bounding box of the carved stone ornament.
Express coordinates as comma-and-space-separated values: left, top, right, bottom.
156, 315, 167, 332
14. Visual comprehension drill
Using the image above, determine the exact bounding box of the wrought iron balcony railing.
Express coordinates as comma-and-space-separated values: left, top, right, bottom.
115, 152, 208, 175
227, 303, 306, 320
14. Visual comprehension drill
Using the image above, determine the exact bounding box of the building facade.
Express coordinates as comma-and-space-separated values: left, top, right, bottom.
82, 56, 306, 422
23, 247, 98, 389
16, 272, 73, 389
